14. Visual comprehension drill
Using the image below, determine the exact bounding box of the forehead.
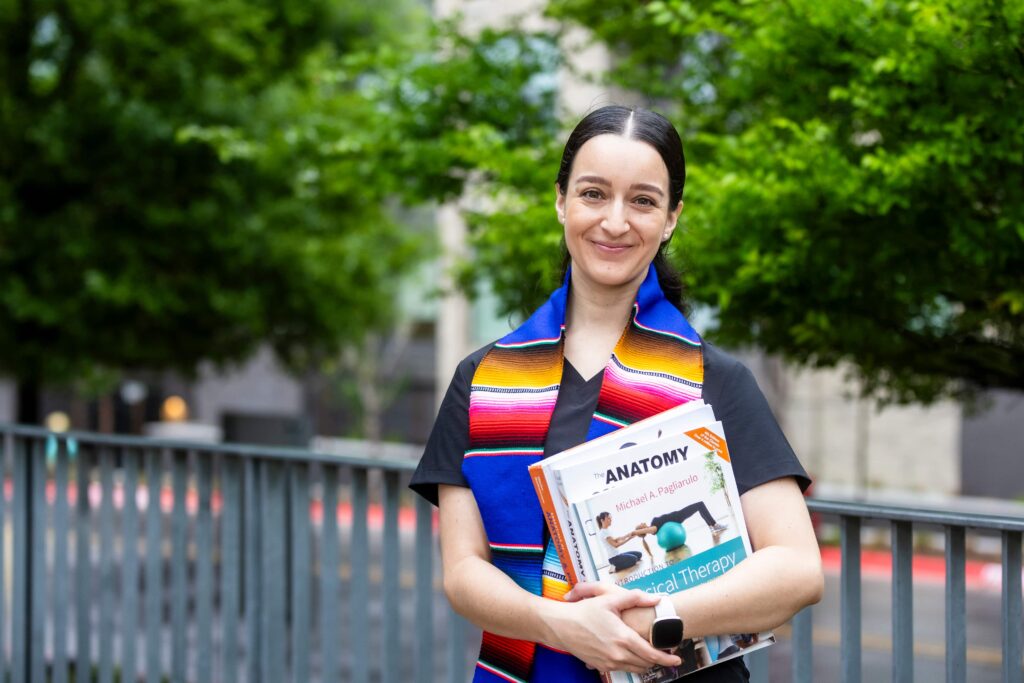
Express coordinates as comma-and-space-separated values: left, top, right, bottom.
570, 134, 668, 187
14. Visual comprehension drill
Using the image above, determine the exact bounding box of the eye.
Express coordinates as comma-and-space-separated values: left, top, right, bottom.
581, 188, 604, 200
634, 196, 657, 207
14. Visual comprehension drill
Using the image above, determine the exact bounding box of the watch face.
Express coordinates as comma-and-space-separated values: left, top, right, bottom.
651, 617, 684, 650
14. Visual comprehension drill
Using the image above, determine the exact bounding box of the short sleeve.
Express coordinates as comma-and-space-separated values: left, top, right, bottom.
408, 346, 491, 506
702, 343, 811, 496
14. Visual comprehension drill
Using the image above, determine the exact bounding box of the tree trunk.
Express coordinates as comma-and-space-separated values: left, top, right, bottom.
16, 379, 40, 425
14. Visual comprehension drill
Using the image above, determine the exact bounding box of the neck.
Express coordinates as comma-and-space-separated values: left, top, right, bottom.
565, 271, 640, 334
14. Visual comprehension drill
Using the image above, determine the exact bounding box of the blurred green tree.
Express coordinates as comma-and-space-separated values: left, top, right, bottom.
0, 0, 426, 421
469, 0, 1024, 403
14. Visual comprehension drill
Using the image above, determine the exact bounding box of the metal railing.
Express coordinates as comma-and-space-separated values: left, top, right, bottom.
1, 424, 474, 683
1, 424, 1022, 682
783, 499, 1024, 683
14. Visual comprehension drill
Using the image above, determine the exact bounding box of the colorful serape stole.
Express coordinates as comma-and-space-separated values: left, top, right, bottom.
462, 264, 704, 682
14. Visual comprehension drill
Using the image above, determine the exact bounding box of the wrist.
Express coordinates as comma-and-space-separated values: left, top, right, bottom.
534, 596, 569, 648
648, 596, 685, 650
621, 603, 656, 638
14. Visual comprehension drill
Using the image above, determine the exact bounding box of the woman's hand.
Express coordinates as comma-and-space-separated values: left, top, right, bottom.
547, 582, 680, 673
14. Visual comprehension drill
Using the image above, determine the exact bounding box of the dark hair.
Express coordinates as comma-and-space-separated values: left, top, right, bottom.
596, 511, 611, 527
556, 105, 688, 313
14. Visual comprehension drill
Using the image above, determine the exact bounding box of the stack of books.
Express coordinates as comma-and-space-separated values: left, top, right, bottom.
529, 401, 773, 681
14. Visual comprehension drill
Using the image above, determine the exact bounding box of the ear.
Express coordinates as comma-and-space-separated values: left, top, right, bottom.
662, 200, 683, 242
554, 183, 566, 224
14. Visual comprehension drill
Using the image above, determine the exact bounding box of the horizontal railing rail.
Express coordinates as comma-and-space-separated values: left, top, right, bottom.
1, 424, 1020, 683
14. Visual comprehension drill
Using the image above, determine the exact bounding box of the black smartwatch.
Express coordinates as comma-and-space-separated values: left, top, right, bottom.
649, 596, 684, 650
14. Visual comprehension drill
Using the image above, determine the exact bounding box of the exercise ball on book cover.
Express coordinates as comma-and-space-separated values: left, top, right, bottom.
657, 521, 687, 550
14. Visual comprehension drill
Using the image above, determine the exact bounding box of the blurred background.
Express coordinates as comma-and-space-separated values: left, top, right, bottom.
3, 0, 1022, 502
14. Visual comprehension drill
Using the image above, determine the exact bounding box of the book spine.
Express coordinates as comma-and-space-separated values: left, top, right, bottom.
529, 463, 579, 585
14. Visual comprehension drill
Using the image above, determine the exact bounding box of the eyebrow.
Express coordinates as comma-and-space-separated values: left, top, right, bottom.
574, 175, 665, 197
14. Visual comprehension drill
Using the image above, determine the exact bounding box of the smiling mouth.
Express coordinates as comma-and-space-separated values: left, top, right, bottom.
591, 241, 633, 253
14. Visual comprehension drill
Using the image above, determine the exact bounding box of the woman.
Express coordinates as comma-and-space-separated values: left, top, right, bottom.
410, 106, 823, 682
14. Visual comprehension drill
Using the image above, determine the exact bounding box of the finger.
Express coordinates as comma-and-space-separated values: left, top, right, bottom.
626, 635, 683, 670
600, 645, 662, 674
605, 589, 660, 612
564, 581, 612, 601
629, 589, 663, 606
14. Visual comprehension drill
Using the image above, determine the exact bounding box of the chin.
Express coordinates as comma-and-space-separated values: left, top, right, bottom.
576, 264, 647, 290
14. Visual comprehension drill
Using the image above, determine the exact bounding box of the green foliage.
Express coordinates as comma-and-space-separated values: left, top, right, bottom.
0, 0, 428, 386
475, 0, 1024, 403
704, 450, 725, 494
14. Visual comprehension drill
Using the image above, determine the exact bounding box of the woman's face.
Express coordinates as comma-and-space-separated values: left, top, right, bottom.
556, 134, 681, 294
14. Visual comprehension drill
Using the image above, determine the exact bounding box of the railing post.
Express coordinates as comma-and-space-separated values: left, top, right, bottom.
0, 432, 7, 683
220, 456, 242, 683
892, 520, 914, 683
840, 515, 862, 683
289, 462, 311, 683
98, 447, 116, 683
170, 449, 189, 683
791, 606, 813, 683
448, 609, 468, 683
351, 467, 370, 683
1003, 530, 1023, 683
746, 647, 769, 683
382, 470, 401, 683
318, 464, 340, 683
945, 525, 966, 683
415, 495, 435, 683
11, 436, 32, 683
259, 459, 287, 683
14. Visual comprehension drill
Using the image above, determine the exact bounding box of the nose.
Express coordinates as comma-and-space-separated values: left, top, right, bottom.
601, 199, 629, 236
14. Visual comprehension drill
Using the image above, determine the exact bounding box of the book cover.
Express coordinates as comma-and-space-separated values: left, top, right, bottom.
571, 422, 773, 682
529, 401, 711, 585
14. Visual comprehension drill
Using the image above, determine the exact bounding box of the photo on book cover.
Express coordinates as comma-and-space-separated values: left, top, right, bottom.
580, 451, 741, 585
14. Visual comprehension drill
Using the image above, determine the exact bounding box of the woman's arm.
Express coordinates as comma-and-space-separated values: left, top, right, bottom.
438, 484, 682, 673
605, 531, 638, 548
574, 477, 823, 638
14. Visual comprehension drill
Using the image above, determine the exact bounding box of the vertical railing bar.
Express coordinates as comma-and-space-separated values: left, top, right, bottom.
382, 471, 400, 683
259, 460, 286, 683
1002, 530, 1023, 683
791, 607, 813, 683
196, 452, 214, 683
144, 449, 164, 683
840, 515, 862, 683
746, 647, 769, 683
447, 609, 467, 683
75, 443, 93, 683
0, 431, 8, 683
351, 468, 370, 683
290, 463, 311, 683
121, 446, 140, 683
53, 438, 72, 683
892, 520, 914, 683
243, 457, 261, 683
11, 436, 29, 683
945, 525, 966, 683
221, 456, 242, 683
29, 438, 46, 683
170, 449, 189, 683
414, 495, 434, 683
98, 446, 116, 683
319, 464, 340, 683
